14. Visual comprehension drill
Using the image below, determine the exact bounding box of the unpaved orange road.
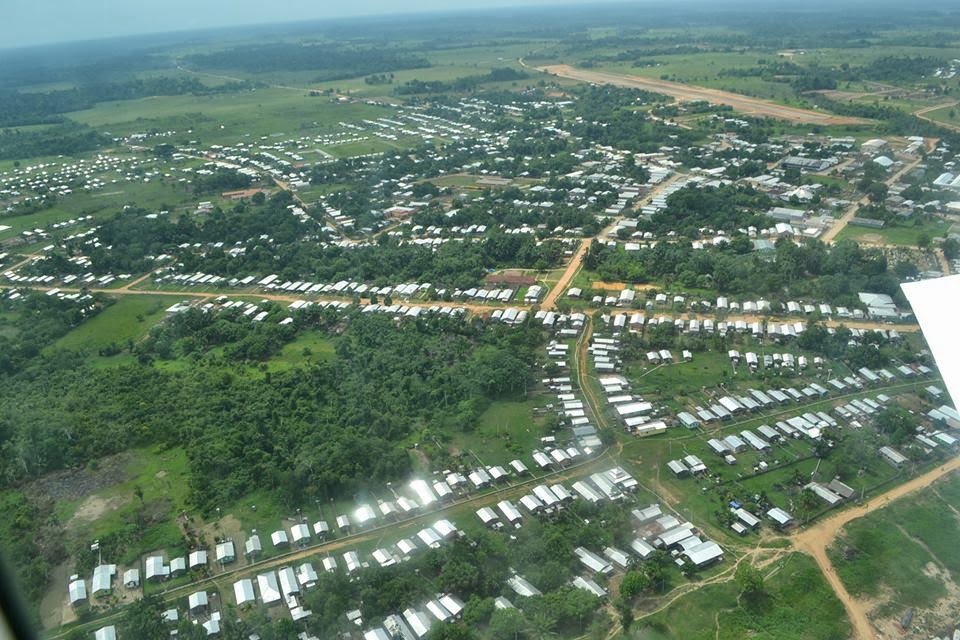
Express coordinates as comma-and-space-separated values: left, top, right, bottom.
542, 238, 590, 310
792, 458, 960, 640
539, 65, 867, 126
821, 157, 923, 243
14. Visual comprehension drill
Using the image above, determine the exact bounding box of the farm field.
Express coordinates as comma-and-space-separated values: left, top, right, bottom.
66, 89, 397, 144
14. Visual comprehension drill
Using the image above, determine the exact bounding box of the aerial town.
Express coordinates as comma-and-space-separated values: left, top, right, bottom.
2, 2, 960, 640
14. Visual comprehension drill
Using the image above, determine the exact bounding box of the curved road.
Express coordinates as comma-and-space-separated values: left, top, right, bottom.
792, 457, 960, 640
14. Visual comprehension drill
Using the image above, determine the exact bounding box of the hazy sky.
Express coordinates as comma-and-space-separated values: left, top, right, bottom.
5, 0, 597, 49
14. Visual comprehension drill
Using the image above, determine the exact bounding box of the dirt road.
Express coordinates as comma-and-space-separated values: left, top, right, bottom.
915, 102, 960, 133
539, 65, 867, 126
542, 238, 590, 310
792, 458, 960, 640
821, 158, 923, 244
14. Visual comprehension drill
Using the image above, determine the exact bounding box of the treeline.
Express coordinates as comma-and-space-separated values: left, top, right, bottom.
0, 292, 106, 375
72, 194, 567, 286
584, 238, 906, 308
719, 55, 947, 95
191, 167, 253, 195
0, 122, 111, 161
136, 303, 315, 363
813, 95, 960, 143
184, 43, 430, 80
183, 233, 567, 289
0, 76, 255, 127
394, 67, 529, 95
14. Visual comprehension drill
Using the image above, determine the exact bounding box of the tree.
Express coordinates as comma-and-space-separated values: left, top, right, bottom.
616, 598, 634, 630
428, 624, 476, 640
735, 562, 765, 596
796, 488, 822, 522
917, 232, 932, 250
619, 570, 652, 599
488, 607, 530, 639
118, 593, 169, 640
943, 237, 960, 260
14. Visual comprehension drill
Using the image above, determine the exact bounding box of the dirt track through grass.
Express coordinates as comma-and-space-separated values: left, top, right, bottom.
539, 65, 868, 126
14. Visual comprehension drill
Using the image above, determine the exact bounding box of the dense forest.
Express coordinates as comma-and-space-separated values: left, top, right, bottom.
0, 292, 106, 375
63, 193, 568, 286
0, 313, 542, 503
184, 43, 431, 80
0, 300, 547, 619
717, 55, 947, 93
394, 67, 529, 95
0, 122, 111, 161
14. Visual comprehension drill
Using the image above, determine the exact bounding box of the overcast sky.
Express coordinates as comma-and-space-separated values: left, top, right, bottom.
4, 0, 601, 49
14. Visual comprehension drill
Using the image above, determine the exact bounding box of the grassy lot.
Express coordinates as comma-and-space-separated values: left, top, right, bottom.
448, 395, 550, 468
66, 89, 398, 146
634, 553, 850, 640
835, 220, 954, 246
621, 382, 938, 538
921, 104, 960, 128
48, 295, 171, 357
0, 178, 203, 243
267, 330, 336, 371
828, 472, 960, 608
58, 446, 192, 566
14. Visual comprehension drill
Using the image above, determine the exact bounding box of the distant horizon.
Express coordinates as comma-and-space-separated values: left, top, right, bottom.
2, 0, 625, 50
5, 0, 958, 51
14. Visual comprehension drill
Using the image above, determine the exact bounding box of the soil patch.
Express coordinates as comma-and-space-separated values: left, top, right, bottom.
70, 493, 132, 525
28, 451, 133, 502
592, 281, 628, 290
39, 560, 76, 630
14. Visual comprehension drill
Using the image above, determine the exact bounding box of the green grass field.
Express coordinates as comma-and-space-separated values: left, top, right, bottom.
448, 396, 550, 468
828, 472, 960, 608
635, 553, 850, 640
48, 295, 171, 357
1, 177, 204, 242
921, 104, 960, 128
66, 89, 398, 145
835, 220, 954, 246
57, 446, 192, 566
267, 330, 336, 371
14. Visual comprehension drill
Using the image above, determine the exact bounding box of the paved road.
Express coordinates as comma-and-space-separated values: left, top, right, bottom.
538, 65, 866, 126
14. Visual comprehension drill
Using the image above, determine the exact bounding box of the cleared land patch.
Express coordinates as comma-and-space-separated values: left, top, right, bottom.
539, 65, 868, 126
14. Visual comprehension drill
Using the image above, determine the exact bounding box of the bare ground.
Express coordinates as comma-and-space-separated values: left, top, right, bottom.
40, 560, 76, 630
28, 451, 133, 503
539, 65, 868, 126
792, 459, 960, 640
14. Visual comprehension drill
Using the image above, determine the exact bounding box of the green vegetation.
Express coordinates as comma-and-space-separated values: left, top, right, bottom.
829, 473, 960, 608
3, 4, 960, 637
49, 295, 170, 357
584, 238, 906, 309
636, 553, 849, 640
